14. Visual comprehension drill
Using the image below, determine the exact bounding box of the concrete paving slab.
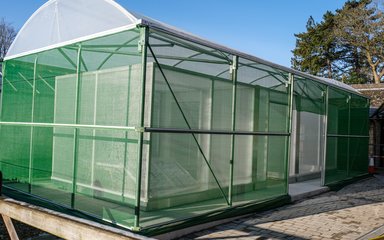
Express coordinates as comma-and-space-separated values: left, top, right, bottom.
289, 179, 330, 202
179, 176, 384, 240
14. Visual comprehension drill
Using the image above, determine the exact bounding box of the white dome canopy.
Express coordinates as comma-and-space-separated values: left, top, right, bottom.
6, 0, 139, 58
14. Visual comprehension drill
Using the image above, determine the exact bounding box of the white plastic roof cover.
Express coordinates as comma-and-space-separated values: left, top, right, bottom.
6, 0, 137, 58
6, 0, 360, 95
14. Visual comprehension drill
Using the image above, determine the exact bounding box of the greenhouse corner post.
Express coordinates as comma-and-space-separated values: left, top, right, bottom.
347, 95, 351, 177
321, 86, 329, 186
285, 73, 294, 194
71, 44, 83, 208
228, 55, 238, 206
28, 56, 38, 193
134, 26, 149, 231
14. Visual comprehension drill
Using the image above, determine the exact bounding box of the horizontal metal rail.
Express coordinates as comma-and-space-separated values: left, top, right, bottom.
0, 122, 137, 132
327, 134, 369, 138
0, 122, 292, 136
145, 127, 290, 136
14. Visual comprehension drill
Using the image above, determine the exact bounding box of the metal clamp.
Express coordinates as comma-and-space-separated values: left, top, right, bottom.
135, 127, 145, 133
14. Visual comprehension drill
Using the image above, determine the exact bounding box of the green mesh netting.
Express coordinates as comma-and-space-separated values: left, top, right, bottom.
0, 26, 369, 232
324, 88, 369, 185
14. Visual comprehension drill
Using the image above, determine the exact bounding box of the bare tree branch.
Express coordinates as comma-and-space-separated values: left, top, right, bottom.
0, 18, 17, 62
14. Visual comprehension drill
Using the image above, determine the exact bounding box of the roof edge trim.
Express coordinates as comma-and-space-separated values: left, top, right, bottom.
106, 0, 138, 22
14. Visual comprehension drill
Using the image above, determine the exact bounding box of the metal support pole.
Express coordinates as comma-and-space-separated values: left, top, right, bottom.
71, 44, 82, 208
321, 86, 329, 186
122, 66, 132, 202
228, 56, 238, 206
0, 171, 2, 196
285, 73, 294, 194
347, 95, 351, 177
28, 56, 38, 193
0, 62, 5, 120
0, 122, 136, 131
208, 80, 215, 186
0, 62, 4, 176
293, 97, 301, 176
133, 26, 149, 231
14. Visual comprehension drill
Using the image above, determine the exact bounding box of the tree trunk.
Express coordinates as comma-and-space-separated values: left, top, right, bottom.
373, 72, 380, 84
366, 52, 381, 84
327, 59, 333, 79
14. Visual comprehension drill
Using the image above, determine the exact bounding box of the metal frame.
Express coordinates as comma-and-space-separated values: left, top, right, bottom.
144, 128, 289, 136
327, 134, 369, 138
229, 56, 238, 206
133, 26, 149, 230
0, 122, 136, 131
143, 24, 364, 97
321, 86, 329, 186
121, 65, 132, 201
28, 56, 38, 193
346, 95, 352, 178
0, 63, 4, 121
286, 73, 294, 193
71, 44, 83, 208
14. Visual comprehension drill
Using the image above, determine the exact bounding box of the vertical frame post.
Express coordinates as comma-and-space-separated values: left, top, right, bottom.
208, 80, 215, 187
0, 62, 5, 175
71, 44, 82, 208
285, 73, 294, 194
265, 91, 271, 184
134, 26, 149, 230
228, 55, 238, 206
321, 86, 329, 186
347, 94, 351, 177
293, 97, 301, 176
0, 61, 4, 119
28, 56, 38, 193
122, 66, 132, 201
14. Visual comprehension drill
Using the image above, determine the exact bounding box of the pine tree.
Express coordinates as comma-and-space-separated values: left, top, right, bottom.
292, 12, 341, 79
292, 0, 384, 84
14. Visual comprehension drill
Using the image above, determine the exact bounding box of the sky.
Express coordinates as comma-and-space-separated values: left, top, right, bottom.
1, 0, 349, 68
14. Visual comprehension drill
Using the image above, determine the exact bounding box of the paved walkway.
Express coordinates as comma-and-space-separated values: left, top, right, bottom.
181, 175, 384, 240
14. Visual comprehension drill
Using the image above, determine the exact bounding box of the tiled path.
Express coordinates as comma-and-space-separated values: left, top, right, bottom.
181, 176, 384, 240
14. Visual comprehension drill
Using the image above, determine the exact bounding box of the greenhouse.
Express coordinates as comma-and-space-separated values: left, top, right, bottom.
0, 0, 369, 235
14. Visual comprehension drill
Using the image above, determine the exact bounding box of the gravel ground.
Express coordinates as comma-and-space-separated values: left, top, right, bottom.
0, 218, 60, 240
